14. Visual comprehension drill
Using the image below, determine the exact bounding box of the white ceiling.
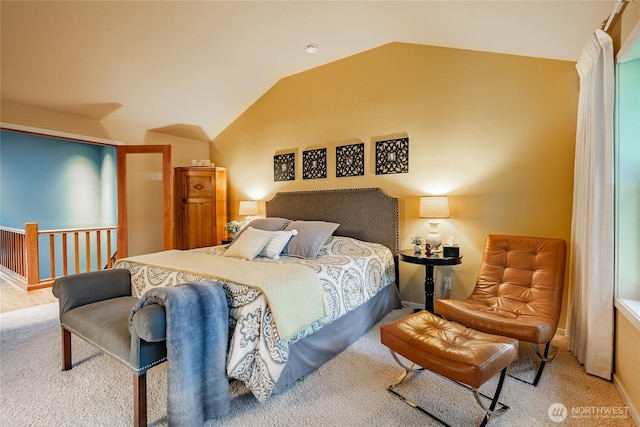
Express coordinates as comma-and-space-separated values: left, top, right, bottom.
0, 1, 615, 143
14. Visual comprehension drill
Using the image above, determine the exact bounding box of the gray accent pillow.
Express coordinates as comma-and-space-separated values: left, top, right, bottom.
247, 217, 291, 231
230, 217, 291, 244
282, 220, 340, 259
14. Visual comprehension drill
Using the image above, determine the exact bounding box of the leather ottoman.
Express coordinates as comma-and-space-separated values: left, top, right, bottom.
380, 310, 518, 426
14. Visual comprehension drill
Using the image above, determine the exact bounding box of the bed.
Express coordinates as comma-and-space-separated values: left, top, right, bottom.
114, 187, 402, 402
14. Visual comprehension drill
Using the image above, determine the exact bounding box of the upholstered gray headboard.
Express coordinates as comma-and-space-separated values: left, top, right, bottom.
265, 188, 399, 255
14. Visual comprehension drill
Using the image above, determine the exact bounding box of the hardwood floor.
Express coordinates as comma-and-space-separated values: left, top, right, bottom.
0, 271, 57, 313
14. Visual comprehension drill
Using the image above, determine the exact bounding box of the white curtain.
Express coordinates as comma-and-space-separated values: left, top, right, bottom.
567, 29, 614, 380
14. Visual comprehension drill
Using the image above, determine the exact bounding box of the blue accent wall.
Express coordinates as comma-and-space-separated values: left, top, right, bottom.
0, 130, 117, 277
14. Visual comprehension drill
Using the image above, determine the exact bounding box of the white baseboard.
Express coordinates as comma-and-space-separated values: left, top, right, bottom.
613, 373, 640, 426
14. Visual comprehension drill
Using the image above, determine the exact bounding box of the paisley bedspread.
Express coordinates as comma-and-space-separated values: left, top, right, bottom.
114, 236, 395, 402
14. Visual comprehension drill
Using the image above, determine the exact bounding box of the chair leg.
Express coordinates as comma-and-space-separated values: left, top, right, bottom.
60, 328, 148, 426
61, 328, 72, 371
508, 341, 556, 386
134, 373, 147, 427
532, 342, 551, 386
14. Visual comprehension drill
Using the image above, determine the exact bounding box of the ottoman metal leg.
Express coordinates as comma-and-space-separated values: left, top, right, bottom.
386, 350, 510, 427
474, 368, 508, 427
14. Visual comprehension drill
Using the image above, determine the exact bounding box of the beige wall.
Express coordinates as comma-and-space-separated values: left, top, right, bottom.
615, 311, 640, 424
621, 1, 640, 48
1, 100, 113, 139
211, 42, 577, 327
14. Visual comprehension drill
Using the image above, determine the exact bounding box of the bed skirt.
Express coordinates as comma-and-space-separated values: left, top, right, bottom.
272, 283, 402, 394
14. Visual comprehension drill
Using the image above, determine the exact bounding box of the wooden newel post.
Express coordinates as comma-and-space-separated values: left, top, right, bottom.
25, 222, 40, 286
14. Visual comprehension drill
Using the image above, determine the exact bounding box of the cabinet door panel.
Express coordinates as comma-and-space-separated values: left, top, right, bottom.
185, 174, 213, 199
197, 202, 215, 247
182, 202, 200, 249
182, 202, 215, 248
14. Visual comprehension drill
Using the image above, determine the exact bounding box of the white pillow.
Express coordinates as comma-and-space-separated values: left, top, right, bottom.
259, 229, 298, 259
222, 227, 272, 260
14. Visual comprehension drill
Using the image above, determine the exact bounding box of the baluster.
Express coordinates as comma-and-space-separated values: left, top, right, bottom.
107, 230, 113, 268
62, 233, 68, 276
85, 231, 91, 272
96, 231, 102, 271
49, 234, 56, 279
74, 232, 80, 274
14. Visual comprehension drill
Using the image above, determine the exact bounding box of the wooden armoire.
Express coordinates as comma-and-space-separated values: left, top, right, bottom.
174, 167, 227, 249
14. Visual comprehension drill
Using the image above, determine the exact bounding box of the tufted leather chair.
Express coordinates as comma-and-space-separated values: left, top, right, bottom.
435, 234, 566, 386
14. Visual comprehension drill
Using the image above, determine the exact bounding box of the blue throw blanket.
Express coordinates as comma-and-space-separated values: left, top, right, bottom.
130, 281, 230, 426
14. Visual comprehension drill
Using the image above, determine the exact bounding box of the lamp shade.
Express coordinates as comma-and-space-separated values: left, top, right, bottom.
419, 196, 450, 218
238, 200, 259, 216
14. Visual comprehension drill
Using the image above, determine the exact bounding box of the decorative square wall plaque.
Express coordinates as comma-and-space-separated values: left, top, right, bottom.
273, 153, 295, 181
375, 137, 409, 175
302, 148, 327, 180
336, 143, 365, 177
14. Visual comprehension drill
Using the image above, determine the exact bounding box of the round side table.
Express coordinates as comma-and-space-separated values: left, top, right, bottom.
399, 249, 462, 313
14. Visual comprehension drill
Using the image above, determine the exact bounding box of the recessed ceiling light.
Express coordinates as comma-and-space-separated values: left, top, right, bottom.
305, 43, 319, 54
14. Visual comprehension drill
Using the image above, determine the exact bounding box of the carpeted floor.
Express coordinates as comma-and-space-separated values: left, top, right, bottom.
0, 303, 634, 426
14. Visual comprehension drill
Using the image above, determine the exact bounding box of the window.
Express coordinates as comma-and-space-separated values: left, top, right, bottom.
614, 29, 640, 329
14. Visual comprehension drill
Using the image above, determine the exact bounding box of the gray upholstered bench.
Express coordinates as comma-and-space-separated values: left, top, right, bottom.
53, 269, 167, 427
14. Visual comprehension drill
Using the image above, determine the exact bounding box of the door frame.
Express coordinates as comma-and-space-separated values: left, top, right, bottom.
116, 145, 173, 259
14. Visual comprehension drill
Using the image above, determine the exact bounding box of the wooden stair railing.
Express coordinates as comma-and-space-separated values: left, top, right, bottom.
0, 222, 117, 291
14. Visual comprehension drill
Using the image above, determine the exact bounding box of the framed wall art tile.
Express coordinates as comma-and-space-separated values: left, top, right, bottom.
336, 143, 364, 177
274, 153, 295, 181
302, 148, 327, 180
375, 137, 409, 175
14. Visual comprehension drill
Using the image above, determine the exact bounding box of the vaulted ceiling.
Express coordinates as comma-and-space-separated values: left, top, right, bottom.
0, 1, 615, 143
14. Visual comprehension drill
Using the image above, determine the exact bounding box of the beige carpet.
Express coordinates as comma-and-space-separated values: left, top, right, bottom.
0, 303, 634, 426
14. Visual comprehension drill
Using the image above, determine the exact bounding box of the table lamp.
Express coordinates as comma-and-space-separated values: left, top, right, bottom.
419, 196, 450, 251
239, 200, 259, 225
